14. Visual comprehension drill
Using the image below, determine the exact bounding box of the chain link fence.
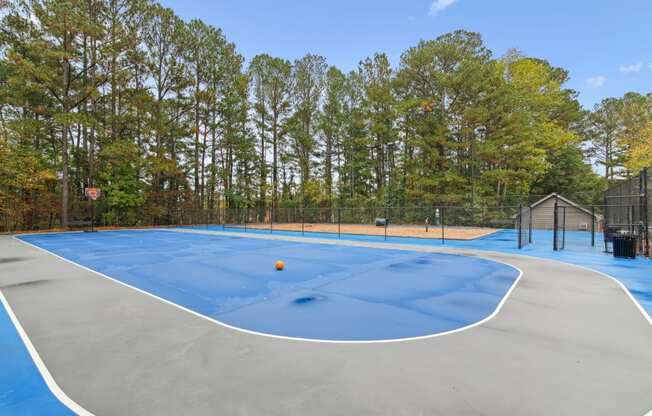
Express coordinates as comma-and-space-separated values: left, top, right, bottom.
604, 168, 650, 257
6, 189, 646, 256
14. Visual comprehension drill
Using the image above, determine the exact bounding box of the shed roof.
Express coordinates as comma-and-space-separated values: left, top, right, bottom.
529, 193, 602, 219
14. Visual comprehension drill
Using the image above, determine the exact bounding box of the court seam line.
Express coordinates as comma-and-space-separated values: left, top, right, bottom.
173, 228, 652, 327
13, 234, 523, 345
0, 289, 94, 416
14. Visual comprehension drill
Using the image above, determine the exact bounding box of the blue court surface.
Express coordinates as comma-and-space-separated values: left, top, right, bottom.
18, 230, 520, 341
0, 297, 74, 415
203, 225, 652, 317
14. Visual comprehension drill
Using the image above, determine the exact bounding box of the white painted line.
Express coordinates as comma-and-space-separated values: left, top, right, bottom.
568, 263, 652, 327
0, 290, 94, 415
175, 228, 652, 327
13, 234, 522, 344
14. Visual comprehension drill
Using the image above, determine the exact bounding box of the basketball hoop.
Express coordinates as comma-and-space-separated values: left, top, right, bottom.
85, 187, 101, 201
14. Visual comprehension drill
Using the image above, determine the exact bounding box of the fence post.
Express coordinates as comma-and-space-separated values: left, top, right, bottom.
301, 207, 305, 236
591, 205, 595, 247
270, 206, 273, 234
384, 206, 388, 241
518, 203, 523, 249
562, 207, 566, 250
528, 205, 533, 244
338, 208, 341, 239
641, 168, 649, 256
441, 207, 445, 245
553, 201, 559, 251
603, 195, 609, 253
244, 207, 247, 232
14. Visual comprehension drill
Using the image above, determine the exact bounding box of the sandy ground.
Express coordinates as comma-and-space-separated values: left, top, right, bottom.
6, 223, 498, 241
241, 222, 498, 240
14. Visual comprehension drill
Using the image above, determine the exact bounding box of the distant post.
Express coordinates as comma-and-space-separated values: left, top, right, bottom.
553, 200, 559, 251
441, 207, 445, 244
338, 208, 341, 239
591, 205, 595, 247
528, 205, 533, 244
384, 206, 388, 241
518, 203, 523, 249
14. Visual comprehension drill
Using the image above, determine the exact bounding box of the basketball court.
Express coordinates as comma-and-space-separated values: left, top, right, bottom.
1, 227, 651, 415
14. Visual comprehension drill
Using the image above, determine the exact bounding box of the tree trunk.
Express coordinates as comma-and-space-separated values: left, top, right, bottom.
62, 121, 69, 228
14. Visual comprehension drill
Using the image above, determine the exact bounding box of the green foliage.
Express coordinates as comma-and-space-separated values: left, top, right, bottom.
98, 140, 144, 223
0, 1, 623, 232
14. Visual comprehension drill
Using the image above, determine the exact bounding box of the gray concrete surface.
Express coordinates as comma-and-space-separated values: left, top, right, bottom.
1, 233, 651, 416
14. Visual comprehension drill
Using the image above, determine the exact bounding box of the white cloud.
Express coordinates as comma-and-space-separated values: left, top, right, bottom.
429, 0, 458, 15
619, 63, 643, 73
587, 76, 606, 88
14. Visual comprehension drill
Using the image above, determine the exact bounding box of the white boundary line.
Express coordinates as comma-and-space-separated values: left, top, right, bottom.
0, 290, 94, 415
13, 234, 522, 344
566, 262, 652, 326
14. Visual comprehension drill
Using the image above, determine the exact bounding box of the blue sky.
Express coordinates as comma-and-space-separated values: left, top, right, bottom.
160, 0, 652, 108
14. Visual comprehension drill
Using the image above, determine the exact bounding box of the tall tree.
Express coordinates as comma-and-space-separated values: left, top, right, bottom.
289, 54, 327, 203
249, 54, 292, 212
319, 66, 346, 206
3, 0, 109, 226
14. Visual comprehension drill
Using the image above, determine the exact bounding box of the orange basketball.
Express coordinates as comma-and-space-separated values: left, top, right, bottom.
275, 260, 285, 271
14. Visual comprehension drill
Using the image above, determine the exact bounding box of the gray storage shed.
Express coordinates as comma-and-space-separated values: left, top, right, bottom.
526, 193, 602, 231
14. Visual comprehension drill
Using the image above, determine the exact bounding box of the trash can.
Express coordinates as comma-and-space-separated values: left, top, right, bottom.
613, 235, 637, 259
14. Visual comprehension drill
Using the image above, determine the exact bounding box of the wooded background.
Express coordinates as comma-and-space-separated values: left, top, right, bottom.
1, 0, 651, 230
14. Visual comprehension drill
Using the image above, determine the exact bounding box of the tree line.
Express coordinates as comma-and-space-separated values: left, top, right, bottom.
1, 0, 650, 229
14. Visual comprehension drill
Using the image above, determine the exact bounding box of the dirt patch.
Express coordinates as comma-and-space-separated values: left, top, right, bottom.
241, 223, 498, 240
